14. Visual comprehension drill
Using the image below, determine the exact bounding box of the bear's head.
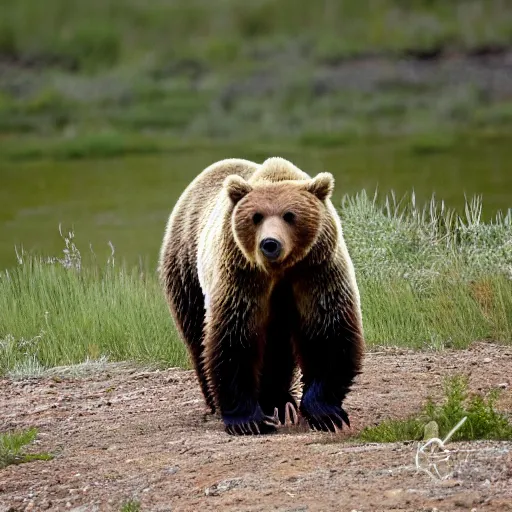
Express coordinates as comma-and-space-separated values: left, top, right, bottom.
224, 172, 335, 272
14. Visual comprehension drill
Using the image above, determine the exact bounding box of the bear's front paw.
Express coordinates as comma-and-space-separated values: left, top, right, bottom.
300, 402, 350, 432
300, 383, 350, 432
222, 406, 279, 436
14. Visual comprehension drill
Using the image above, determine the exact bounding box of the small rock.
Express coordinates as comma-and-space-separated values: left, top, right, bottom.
205, 478, 242, 496
498, 382, 509, 389
69, 506, 98, 512
483, 358, 492, 363
423, 420, 439, 440
384, 489, 403, 498
439, 479, 462, 488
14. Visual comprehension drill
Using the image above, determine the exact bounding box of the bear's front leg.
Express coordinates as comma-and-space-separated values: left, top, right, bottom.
202, 291, 279, 435
293, 260, 364, 433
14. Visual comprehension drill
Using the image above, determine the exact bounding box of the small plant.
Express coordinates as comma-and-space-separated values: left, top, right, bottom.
424, 375, 512, 441
0, 428, 53, 469
120, 499, 141, 512
359, 375, 512, 443
358, 417, 425, 443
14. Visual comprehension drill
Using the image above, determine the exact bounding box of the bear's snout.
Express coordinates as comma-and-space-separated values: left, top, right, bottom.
260, 238, 282, 261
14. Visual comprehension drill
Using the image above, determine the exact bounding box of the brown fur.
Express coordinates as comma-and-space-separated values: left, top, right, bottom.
159, 157, 364, 435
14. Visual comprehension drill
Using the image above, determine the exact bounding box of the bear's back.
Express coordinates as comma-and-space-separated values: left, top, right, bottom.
249, 157, 311, 185
159, 159, 258, 277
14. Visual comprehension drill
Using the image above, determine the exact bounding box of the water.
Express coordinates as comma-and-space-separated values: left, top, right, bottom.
1, 138, 511, 270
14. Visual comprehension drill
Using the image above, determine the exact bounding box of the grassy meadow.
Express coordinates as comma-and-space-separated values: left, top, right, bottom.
1, 0, 512, 146
1, 192, 511, 376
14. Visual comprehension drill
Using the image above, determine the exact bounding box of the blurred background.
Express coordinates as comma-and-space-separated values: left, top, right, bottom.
1, 0, 511, 269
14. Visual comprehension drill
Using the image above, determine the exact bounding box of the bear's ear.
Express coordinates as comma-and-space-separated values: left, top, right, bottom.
306, 172, 334, 201
224, 175, 253, 204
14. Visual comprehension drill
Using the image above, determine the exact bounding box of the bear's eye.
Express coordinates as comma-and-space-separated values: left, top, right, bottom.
283, 212, 295, 223
252, 213, 263, 225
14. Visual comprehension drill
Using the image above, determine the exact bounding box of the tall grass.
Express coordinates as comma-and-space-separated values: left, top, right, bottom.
342, 191, 512, 347
0, 229, 187, 376
0, 193, 511, 375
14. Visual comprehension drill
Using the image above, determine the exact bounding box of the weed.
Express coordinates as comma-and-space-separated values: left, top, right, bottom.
423, 375, 512, 441
0, 428, 53, 469
359, 375, 512, 442
120, 500, 141, 512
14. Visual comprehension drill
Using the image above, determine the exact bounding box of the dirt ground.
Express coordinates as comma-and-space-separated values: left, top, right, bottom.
1, 342, 511, 512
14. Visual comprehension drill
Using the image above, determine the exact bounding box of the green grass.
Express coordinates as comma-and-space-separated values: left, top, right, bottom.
0, 192, 510, 375
359, 375, 512, 442
0, 229, 188, 375
343, 191, 512, 348
360, 275, 512, 349
0, 1, 511, 145
0, 428, 53, 468
120, 500, 141, 512
1, 0, 510, 70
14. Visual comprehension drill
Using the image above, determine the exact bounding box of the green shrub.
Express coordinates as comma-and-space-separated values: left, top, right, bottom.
359, 375, 512, 442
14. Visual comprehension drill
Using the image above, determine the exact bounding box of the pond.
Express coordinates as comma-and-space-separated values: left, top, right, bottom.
1, 138, 511, 270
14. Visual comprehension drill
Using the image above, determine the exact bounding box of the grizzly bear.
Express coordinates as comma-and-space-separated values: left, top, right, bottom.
159, 157, 364, 435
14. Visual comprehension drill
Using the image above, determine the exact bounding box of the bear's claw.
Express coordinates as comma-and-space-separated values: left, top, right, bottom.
223, 405, 279, 436
300, 402, 351, 432
261, 394, 299, 426
284, 402, 299, 426
299, 381, 351, 432
305, 407, 350, 432
225, 416, 279, 436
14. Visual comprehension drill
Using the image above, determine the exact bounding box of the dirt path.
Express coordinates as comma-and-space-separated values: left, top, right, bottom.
1, 342, 511, 512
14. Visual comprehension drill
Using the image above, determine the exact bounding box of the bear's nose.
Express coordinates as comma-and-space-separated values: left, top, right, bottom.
260, 238, 282, 261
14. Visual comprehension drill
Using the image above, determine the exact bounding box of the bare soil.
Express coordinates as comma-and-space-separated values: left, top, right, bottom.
1, 342, 511, 512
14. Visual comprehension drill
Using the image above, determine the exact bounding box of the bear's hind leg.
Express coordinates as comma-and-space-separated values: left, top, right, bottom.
258, 282, 299, 425
162, 255, 215, 414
